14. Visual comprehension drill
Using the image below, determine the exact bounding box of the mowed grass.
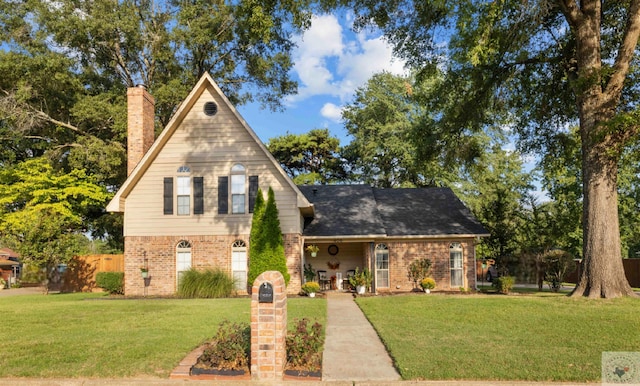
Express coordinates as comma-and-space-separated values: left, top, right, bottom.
356, 293, 640, 382
0, 293, 326, 378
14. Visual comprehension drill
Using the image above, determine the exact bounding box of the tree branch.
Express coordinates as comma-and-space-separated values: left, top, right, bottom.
33, 110, 83, 134
604, 0, 640, 102
557, 0, 583, 27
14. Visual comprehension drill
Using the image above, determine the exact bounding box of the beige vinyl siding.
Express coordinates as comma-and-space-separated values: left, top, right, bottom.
124, 85, 302, 237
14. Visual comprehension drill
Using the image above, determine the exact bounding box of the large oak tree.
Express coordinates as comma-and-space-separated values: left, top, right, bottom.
330, 0, 640, 297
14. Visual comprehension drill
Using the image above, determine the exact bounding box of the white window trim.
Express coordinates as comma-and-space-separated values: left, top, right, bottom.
450, 242, 464, 287
176, 166, 191, 216
231, 164, 246, 214
375, 243, 389, 288
232, 240, 247, 290
176, 240, 192, 289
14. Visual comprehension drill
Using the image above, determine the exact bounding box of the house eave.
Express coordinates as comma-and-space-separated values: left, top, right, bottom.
302, 233, 490, 242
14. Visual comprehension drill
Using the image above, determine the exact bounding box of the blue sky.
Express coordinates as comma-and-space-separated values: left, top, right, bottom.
236, 13, 407, 145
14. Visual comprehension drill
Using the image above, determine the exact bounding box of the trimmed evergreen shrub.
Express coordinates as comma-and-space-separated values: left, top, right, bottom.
95, 272, 124, 295
177, 268, 236, 298
248, 187, 290, 287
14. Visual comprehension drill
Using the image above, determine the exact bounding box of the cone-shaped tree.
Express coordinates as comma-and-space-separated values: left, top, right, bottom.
248, 187, 290, 289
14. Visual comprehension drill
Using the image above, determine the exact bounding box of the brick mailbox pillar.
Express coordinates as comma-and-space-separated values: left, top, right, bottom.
250, 271, 287, 381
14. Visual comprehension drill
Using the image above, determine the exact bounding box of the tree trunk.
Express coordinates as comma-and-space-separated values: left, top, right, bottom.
561, 0, 637, 298
571, 136, 635, 298
569, 72, 634, 298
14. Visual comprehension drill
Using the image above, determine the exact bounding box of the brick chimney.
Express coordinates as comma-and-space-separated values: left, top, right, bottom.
127, 85, 155, 176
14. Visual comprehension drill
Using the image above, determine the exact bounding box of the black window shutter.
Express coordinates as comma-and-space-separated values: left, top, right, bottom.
163, 177, 173, 215
248, 175, 259, 213
218, 176, 228, 214
193, 177, 204, 215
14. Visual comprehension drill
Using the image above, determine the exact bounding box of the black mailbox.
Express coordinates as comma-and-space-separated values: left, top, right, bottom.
258, 282, 274, 303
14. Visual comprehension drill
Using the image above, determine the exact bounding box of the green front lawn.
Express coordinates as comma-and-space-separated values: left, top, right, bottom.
0, 293, 326, 378
356, 293, 640, 382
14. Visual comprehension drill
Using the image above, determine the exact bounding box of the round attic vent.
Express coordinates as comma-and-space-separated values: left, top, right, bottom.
204, 101, 218, 116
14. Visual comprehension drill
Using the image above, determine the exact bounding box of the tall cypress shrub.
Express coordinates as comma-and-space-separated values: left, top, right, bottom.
263, 187, 290, 284
248, 188, 265, 288
248, 187, 290, 288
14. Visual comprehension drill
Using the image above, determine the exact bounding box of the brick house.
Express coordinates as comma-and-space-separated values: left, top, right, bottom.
107, 73, 488, 296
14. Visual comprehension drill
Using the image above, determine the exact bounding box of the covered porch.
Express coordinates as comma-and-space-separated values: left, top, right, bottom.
301, 241, 372, 292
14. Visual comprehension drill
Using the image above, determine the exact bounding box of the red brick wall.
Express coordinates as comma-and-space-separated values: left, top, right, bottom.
381, 239, 476, 292
124, 233, 302, 296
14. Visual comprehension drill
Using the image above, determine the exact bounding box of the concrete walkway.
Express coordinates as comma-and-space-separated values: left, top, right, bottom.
322, 291, 401, 382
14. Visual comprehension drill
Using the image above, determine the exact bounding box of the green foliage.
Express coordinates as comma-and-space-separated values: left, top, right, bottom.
493, 276, 515, 294
286, 318, 324, 372
248, 187, 290, 287
342, 72, 457, 188
95, 272, 124, 295
20, 265, 45, 284
267, 129, 347, 184
301, 281, 320, 295
420, 278, 436, 290
303, 263, 316, 282
458, 145, 533, 267
177, 268, 236, 298
349, 267, 372, 289
195, 320, 250, 372
407, 258, 432, 288
248, 188, 266, 286
544, 251, 576, 293
0, 158, 109, 288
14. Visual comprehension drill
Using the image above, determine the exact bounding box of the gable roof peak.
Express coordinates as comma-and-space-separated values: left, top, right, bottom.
107, 72, 312, 213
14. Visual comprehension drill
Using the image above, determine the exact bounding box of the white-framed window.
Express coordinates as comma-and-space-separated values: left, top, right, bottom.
231, 164, 246, 214
232, 240, 248, 290
450, 242, 464, 287
375, 243, 389, 288
176, 240, 192, 288
177, 176, 191, 215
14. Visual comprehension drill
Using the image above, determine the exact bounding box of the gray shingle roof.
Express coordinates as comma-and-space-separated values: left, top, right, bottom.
298, 185, 488, 238
297, 185, 386, 237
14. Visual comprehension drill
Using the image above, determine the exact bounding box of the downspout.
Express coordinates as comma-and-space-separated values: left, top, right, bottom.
369, 242, 375, 293
473, 237, 480, 291
300, 237, 306, 285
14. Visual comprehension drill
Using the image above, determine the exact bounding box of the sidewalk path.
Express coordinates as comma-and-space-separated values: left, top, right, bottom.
322, 292, 400, 382
0, 287, 44, 297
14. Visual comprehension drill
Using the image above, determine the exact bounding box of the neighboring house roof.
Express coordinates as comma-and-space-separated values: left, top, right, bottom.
0, 248, 19, 259
299, 185, 489, 239
107, 73, 313, 214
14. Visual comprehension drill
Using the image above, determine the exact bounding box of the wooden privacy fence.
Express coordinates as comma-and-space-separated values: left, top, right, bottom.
477, 258, 640, 288
549, 259, 640, 288
62, 254, 124, 292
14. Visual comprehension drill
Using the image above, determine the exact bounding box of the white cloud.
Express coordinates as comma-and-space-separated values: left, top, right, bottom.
320, 103, 343, 122
290, 14, 407, 104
